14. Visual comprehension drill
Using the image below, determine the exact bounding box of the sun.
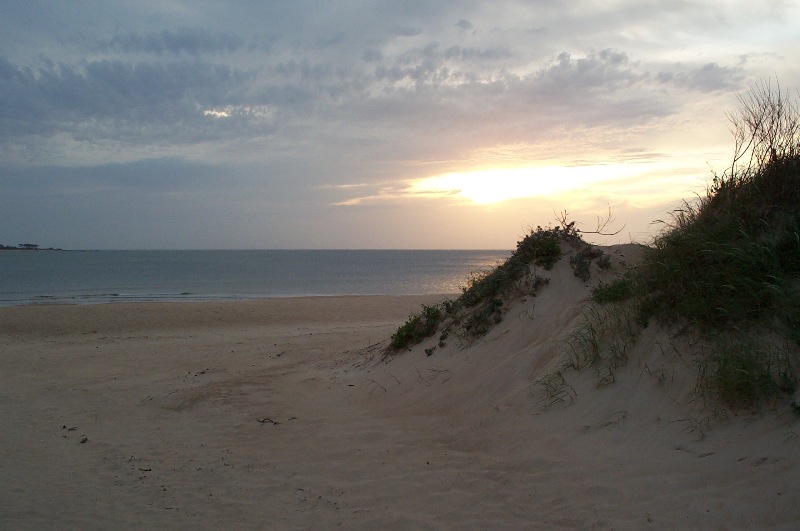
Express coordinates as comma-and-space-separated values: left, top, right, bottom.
408, 164, 654, 205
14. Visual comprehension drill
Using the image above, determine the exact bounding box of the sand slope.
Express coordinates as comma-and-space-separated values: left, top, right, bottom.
2, 252, 799, 529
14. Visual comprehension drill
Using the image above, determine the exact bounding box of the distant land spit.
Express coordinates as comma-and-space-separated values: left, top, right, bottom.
0, 243, 63, 251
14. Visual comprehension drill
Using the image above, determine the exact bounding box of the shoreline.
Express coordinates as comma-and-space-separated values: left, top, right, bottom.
0, 293, 451, 338
0, 291, 459, 310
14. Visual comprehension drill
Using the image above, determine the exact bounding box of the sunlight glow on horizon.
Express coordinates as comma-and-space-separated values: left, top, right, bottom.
407, 162, 674, 205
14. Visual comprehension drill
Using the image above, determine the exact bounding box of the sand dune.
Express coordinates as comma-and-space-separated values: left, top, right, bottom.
2, 250, 799, 529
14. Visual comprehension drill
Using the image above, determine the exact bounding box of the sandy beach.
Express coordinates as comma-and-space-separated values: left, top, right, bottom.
2, 278, 799, 528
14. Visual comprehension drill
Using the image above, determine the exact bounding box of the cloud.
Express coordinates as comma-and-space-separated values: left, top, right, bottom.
0, 1, 788, 178
1, 30, 729, 175
394, 26, 424, 37
0, 0, 760, 164
535, 49, 643, 94
657, 62, 746, 92
102, 29, 245, 55
0, 55, 271, 147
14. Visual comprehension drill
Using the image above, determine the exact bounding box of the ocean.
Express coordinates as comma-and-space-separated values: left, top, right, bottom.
0, 249, 511, 306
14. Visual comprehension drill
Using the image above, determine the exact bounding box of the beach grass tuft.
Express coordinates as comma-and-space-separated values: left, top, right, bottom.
387, 224, 579, 352
389, 303, 442, 351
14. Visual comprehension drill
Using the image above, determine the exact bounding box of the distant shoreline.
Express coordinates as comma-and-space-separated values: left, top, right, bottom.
0, 248, 65, 252
0, 244, 64, 251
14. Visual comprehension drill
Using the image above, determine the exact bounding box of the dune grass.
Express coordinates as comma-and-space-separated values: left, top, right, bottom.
638, 157, 800, 332
587, 81, 800, 408
636, 83, 799, 407
388, 218, 616, 353
388, 224, 575, 352
389, 303, 443, 351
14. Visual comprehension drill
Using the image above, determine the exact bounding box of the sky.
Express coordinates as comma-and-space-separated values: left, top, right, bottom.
1, 1, 798, 249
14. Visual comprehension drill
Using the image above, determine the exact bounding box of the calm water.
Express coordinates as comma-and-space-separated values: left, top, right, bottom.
0, 250, 510, 306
